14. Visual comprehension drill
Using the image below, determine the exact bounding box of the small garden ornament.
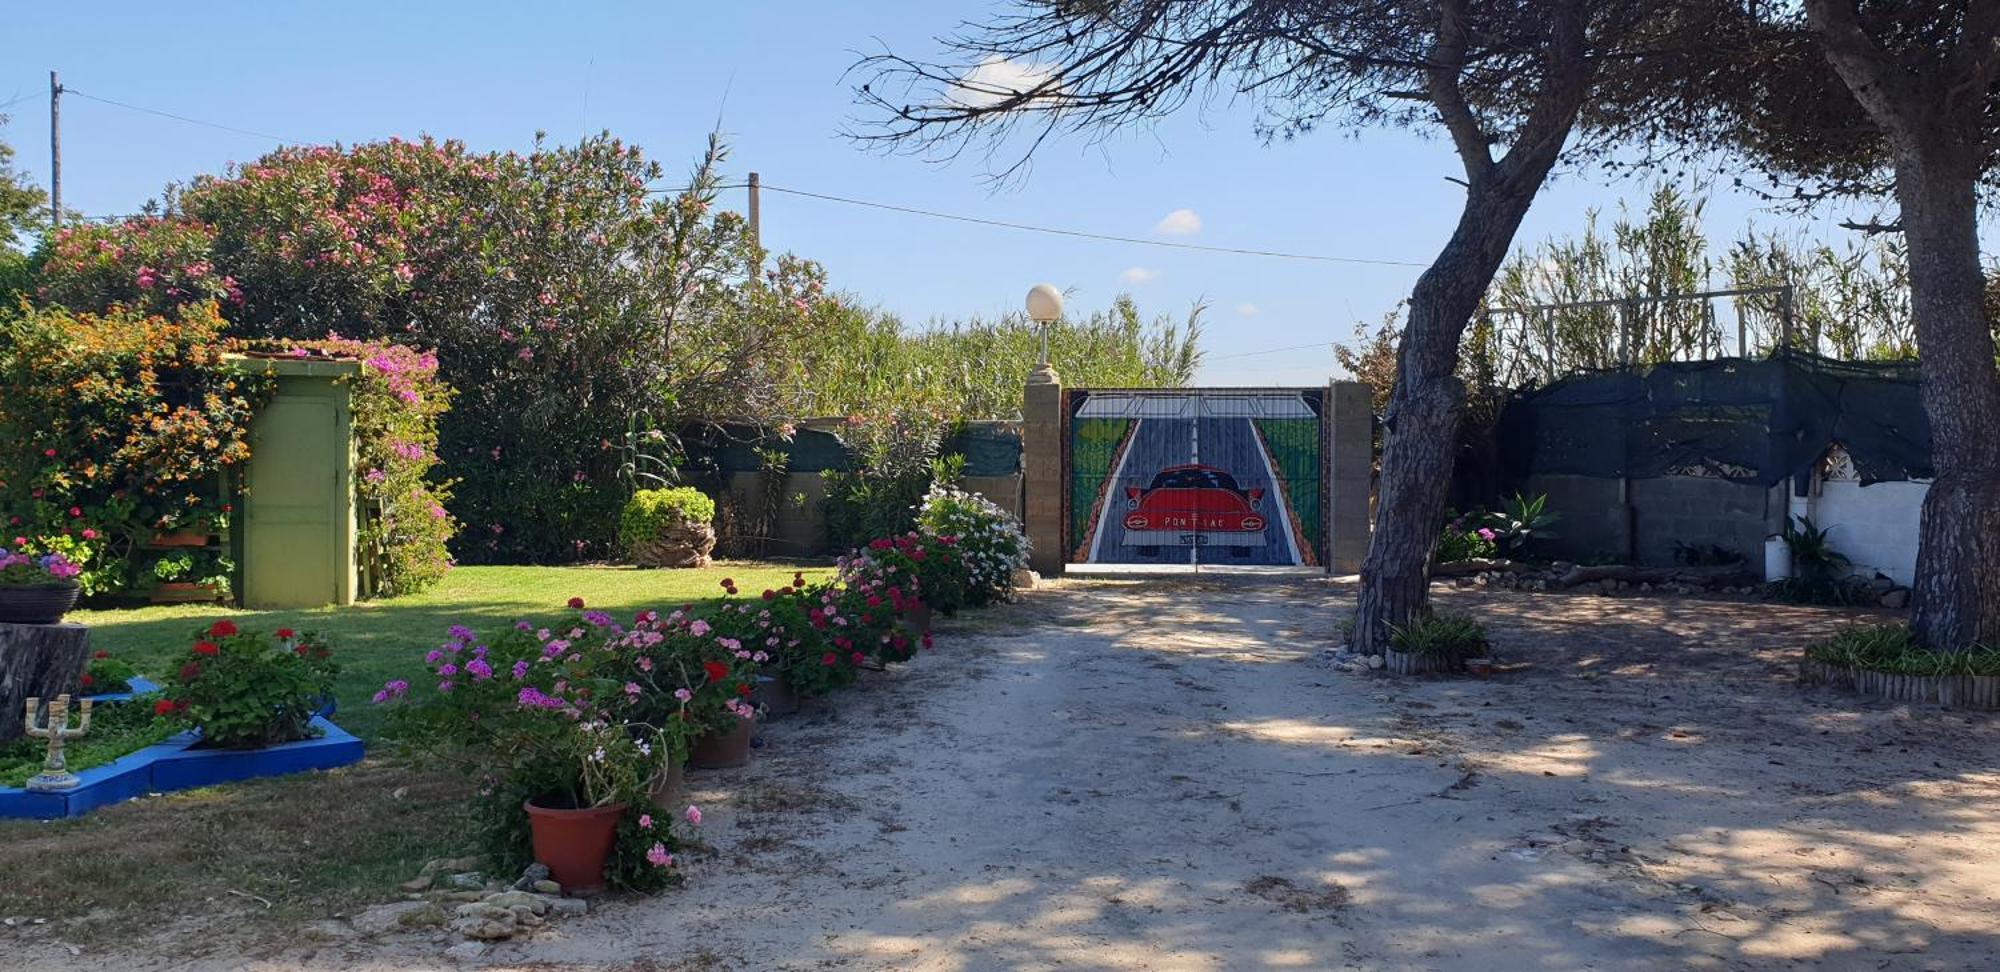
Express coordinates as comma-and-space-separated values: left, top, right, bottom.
23, 694, 91, 792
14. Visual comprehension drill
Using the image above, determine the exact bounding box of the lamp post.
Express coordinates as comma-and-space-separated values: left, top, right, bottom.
1026, 283, 1063, 368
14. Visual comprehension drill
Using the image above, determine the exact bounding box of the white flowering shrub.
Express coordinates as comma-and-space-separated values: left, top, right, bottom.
916, 484, 1029, 605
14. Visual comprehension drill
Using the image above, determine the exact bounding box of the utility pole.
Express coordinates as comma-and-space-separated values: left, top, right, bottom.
49, 71, 62, 232
746, 171, 762, 279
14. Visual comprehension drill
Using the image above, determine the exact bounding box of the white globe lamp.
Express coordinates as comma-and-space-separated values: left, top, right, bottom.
1026, 283, 1063, 367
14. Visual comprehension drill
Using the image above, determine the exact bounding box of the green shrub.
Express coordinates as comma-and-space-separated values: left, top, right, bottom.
1806, 624, 2000, 676
619, 488, 716, 552
1390, 612, 1491, 661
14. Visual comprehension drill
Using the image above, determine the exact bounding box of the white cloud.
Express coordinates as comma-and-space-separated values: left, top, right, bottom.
1119, 266, 1160, 285
1235, 303, 1260, 317
948, 56, 1058, 109
1154, 208, 1202, 236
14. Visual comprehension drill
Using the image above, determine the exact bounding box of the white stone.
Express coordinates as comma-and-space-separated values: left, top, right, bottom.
444, 941, 488, 963
350, 900, 436, 936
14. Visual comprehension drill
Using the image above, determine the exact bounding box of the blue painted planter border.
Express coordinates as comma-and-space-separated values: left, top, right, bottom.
0, 716, 363, 820
82, 675, 160, 703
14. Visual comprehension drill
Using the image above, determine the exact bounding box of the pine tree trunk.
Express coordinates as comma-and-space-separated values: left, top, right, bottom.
1351, 178, 1552, 653
1896, 155, 2000, 651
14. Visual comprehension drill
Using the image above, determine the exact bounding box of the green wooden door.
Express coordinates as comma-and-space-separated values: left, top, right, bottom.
242, 367, 357, 608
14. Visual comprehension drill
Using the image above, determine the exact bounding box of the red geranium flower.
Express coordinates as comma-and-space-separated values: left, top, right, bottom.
192, 640, 220, 656
93, 650, 109, 660
208, 619, 238, 638
179, 662, 203, 682
566, 597, 585, 609
275, 628, 295, 640
702, 660, 729, 683
736, 683, 752, 696
849, 651, 865, 666
820, 652, 838, 666
153, 699, 176, 717
80, 674, 94, 687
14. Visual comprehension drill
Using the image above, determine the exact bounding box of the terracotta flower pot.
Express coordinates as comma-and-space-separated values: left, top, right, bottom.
752, 673, 799, 718
151, 581, 223, 605
648, 759, 687, 810
149, 530, 212, 549
523, 799, 626, 894
688, 717, 754, 769
0, 582, 81, 625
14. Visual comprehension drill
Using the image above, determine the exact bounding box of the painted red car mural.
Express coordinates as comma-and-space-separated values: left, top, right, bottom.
1121, 464, 1266, 553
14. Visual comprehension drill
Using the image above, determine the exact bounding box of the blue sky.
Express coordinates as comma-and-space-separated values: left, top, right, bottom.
3, 1, 1956, 386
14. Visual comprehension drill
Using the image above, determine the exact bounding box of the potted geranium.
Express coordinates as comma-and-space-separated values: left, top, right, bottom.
915, 484, 1029, 607
149, 550, 230, 604
378, 607, 690, 893
149, 506, 227, 548
80, 650, 139, 696
160, 620, 337, 747
631, 601, 761, 769
0, 545, 84, 624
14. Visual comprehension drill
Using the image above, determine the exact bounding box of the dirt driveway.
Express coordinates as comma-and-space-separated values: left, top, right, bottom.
40, 579, 2000, 971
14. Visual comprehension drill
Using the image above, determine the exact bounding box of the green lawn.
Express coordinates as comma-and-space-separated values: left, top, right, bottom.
75, 561, 830, 739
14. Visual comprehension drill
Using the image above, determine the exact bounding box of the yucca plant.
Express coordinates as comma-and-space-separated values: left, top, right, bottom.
1770, 515, 1870, 605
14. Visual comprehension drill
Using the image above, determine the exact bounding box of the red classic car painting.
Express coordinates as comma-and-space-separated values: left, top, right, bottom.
1121, 464, 1266, 555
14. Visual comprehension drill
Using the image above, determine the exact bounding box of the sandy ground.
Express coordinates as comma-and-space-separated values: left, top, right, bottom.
22, 578, 2000, 971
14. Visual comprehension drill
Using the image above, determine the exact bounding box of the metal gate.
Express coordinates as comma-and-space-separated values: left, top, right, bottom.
1064, 388, 1326, 569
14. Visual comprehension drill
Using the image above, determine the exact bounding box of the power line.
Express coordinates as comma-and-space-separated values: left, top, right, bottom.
1207, 341, 1334, 361
732, 183, 1431, 269
63, 88, 303, 144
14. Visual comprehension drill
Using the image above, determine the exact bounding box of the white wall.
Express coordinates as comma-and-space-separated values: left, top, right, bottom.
1811, 448, 1926, 586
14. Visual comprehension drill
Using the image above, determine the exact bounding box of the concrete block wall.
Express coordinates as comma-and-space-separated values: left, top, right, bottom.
1523, 473, 1779, 566
716, 470, 1023, 557
1524, 469, 1924, 579
1629, 476, 1774, 565
1813, 478, 1926, 586
1328, 381, 1374, 573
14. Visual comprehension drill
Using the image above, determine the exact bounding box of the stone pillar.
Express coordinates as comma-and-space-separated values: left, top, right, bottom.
1023, 363, 1066, 576
1328, 381, 1374, 574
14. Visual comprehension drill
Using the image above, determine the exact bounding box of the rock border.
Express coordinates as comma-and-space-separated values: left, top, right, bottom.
1799, 659, 2000, 710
